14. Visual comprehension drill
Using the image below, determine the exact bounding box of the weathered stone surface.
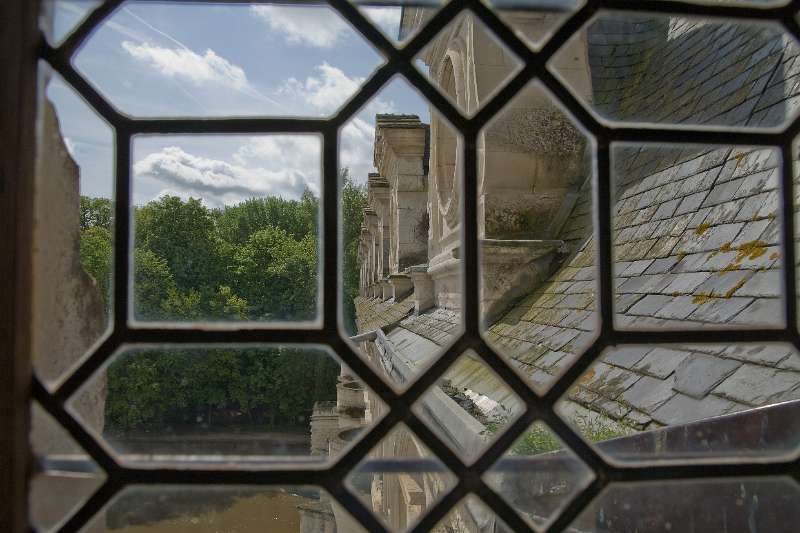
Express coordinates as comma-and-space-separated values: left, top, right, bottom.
632, 348, 689, 379
714, 365, 800, 405
652, 393, 740, 425
673, 355, 741, 399
622, 375, 676, 414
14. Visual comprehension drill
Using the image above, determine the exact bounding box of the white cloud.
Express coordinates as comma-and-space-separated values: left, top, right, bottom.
122, 41, 249, 89
134, 141, 320, 207
251, 5, 350, 48
362, 7, 402, 39
340, 117, 378, 183
278, 63, 396, 116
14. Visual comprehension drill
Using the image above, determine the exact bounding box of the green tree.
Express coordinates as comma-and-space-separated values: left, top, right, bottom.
341, 170, 367, 334
80, 196, 112, 232
135, 196, 225, 291
234, 225, 318, 321
79, 225, 112, 307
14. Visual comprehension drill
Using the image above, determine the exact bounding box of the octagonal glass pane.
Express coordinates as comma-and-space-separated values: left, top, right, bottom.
82, 485, 366, 532
33, 62, 114, 388
550, 13, 800, 129
556, 343, 800, 464
480, 81, 597, 395
340, 77, 464, 391
73, 1, 383, 117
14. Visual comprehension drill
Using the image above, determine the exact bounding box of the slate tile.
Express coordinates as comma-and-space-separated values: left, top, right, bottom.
653, 296, 700, 319
730, 219, 770, 247
675, 222, 744, 254
728, 297, 783, 326
633, 348, 691, 379
673, 354, 741, 398
602, 346, 651, 369
720, 344, 795, 366
644, 256, 680, 275
662, 272, 712, 294
687, 296, 752, 323
652, 392, 740, 425
627, 294, 674, 316
622, 375, 676, 414
675, 191, 708, 216
702, 177, 745, 207
736, 270, 780, 298
694, 270, 753, 298
714, 364, 800, 405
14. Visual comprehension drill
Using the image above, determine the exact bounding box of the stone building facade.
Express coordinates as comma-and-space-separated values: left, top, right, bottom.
341, 7, 800, 533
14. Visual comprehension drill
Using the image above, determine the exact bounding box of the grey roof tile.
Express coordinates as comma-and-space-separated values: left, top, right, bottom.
602, 346, 651, 369
627, 294, 674, 316
673, 354, 741, 398
622, 375, 676, 414
686, 296, 753, 322
633, 348, 691, 379
693, 270, 753, 298
644, 256, 680, 275
714, 364, 800, 405
720, 344, 795, 366
653, 296, 701, 320
662, 272, 712, 294
652, 392, 739, 425
736, 270, 780, 298
728, 297, 783, 326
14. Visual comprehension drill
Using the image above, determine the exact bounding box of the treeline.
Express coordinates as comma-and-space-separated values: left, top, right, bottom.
79, 174, 367, 431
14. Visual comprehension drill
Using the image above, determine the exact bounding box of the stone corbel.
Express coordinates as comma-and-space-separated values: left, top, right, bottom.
409, 265, 435, 314
389, 273, 413, 300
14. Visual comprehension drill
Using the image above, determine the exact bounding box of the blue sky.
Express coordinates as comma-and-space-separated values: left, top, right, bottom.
47, 1, 432, 206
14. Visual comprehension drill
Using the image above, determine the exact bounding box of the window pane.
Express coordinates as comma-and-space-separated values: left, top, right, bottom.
83, 485, 365, 532
613, 145, 784, 329
131, 134, 321, 324
33, 62, 114, 387
69, 345, 385, 466
73, 1, 383, 117
341, 77, 464, 389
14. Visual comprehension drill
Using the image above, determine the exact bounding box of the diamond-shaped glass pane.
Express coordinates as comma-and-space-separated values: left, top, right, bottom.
34, 61, 114, 388
346, 424, 456, 532
82, 485, 365, 532
74, 1, 383, 117
550, 13, 800, 128
355, 0, 444, 45
487, 0, 584, 51
340, 76, 463, 390
68, 344, 385, 466
612, 144, 784, 330
41, 0, 102, 46
480, 81, 597, 395
433, 494, 510, 532
485, 421, 594, 531
131, 133, 321, 325
556, 343, 800, 464
30, 402, 105, 532
415, 10, 522, 116
570, 477, 800, 531
413, 350, 523, 464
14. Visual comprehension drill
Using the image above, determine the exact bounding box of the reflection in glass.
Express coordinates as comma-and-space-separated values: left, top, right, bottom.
571, 477, 800, 532
346, 424, 457, 532
413, 351, 523, 464
83, 485, 365, 533
69, 345, 383, 465
485, 422, 594, 530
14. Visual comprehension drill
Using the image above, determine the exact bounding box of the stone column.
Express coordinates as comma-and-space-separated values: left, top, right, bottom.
368, 173, 391, 281
374, 115, 430, 274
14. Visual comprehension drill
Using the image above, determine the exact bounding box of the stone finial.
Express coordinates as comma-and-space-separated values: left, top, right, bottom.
409, 265, 435, 314
389, 273, 413, 300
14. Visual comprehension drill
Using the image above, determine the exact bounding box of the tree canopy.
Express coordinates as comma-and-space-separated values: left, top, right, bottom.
78, 175, 365, 432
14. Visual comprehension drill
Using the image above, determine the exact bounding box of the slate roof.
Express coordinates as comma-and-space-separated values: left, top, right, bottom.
355, 16, 800, 433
